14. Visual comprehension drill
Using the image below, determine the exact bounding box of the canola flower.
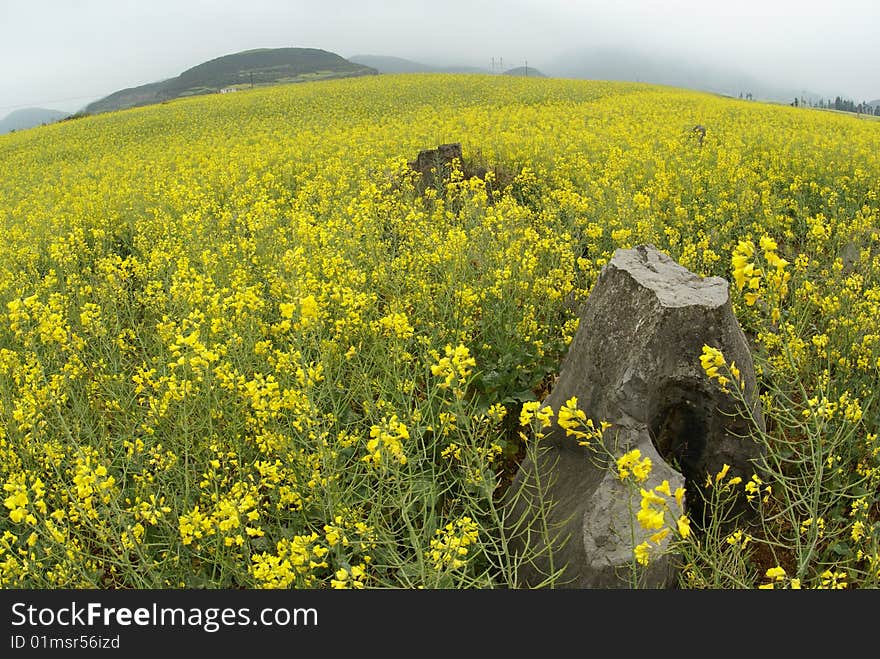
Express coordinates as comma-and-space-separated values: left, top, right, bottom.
699, 345, 743, 393
428, 517, 480, 571
431, 343, 476, 393
519, 400, 554, 430
632, 478, 690, 567
557, 396, 611, 445
363, 415, 409, 467
616, 449, 653, 483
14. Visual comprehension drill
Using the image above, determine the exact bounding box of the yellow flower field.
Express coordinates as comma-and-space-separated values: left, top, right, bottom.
0, 73, 878, 588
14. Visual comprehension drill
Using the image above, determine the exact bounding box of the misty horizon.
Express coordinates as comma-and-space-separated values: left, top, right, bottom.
1, 1, 878, 115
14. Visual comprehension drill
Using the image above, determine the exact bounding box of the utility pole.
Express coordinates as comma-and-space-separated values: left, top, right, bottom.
250, 72, 254, 88
525, 60, 528, 77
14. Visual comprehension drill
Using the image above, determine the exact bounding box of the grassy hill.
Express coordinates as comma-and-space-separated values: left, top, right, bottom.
85, 47, 377, 114
0, 107, 70, 134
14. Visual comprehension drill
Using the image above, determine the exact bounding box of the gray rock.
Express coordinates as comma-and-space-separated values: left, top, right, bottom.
841, 241, 861, 274
505, 244, 766, 588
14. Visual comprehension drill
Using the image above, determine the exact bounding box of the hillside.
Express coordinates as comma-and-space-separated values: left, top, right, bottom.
348, 54, 434, 73
349, 54, 488, 75
85, 47, 377, 114
0, 107, 69, 134
504, 66, 546, 78
1, 74, 878, 591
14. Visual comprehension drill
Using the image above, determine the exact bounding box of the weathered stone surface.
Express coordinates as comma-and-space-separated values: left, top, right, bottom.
505, 244, 766, 588
409, 142, 462, 175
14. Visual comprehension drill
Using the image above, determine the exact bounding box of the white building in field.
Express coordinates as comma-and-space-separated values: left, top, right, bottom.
219, 87, 238, 94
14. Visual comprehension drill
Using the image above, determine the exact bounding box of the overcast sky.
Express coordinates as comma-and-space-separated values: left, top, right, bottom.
1, 0, 878, 114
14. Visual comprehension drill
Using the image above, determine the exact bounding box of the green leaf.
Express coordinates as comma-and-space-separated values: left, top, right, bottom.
830, 542, 851, 557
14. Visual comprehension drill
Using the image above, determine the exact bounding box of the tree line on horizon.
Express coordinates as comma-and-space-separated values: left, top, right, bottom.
738, 91, 879, 115
793, 96, 879, 115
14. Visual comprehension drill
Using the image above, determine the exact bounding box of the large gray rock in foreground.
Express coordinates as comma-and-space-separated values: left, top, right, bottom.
505, 244, 766, 588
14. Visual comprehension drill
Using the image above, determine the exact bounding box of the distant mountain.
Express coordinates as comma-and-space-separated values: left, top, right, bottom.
0, 107, 70, 135
504, 66, 546, 78
544, 47, 824, 103
440, 65, 491, 74
348, 55, 434, 73
85, 47, 377, 115
349, 54, 489, 75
